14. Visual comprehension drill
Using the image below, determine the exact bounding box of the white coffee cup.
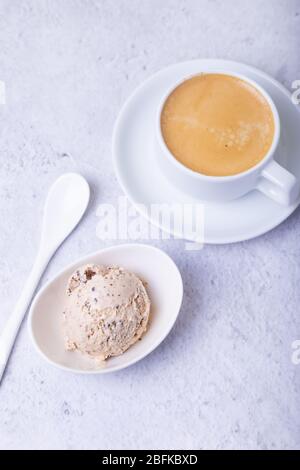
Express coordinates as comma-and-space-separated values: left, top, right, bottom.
156, 71, 300, 205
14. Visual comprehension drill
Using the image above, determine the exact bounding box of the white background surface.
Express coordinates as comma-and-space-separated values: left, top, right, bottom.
0, 0, 299, 450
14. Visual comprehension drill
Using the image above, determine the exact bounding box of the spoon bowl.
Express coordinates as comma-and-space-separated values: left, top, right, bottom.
40, 173, 90, 254
28, 244, 183, 374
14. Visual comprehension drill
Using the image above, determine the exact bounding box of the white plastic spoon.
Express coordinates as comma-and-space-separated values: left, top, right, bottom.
0, 173, 90, 382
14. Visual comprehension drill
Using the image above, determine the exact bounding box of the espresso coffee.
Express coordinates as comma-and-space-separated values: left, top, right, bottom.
161, 74, 275, 176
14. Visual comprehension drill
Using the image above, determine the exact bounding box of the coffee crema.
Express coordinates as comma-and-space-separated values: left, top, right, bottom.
161, 73, 275, 177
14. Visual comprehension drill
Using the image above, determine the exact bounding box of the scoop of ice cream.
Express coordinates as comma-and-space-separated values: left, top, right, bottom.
62, 264, 150, 361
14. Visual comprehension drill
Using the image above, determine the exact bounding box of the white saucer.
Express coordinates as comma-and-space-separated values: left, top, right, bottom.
113, 59, 300, 244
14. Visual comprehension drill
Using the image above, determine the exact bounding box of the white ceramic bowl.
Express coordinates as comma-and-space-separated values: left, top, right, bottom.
28, 244, 183, 374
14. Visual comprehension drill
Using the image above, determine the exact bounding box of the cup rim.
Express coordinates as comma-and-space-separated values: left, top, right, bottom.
157, 70, 281, 182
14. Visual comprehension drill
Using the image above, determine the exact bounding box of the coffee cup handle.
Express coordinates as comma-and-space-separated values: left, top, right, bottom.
256, 160, 300, 205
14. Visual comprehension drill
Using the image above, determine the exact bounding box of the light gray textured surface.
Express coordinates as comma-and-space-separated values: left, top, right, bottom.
0, 0, 300, 450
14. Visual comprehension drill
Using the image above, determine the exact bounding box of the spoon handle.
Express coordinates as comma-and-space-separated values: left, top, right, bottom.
0, 253, 50, 383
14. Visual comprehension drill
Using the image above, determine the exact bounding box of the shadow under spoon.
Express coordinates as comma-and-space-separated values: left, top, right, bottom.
0, 173, 90, 382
